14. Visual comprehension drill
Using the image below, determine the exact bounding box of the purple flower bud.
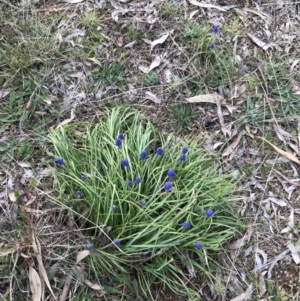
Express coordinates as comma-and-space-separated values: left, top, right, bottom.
139, 150, 148, 160
156, 147, 164, 156
209, 43, 215, 50
81, 174, 87, 180
135, 176, 141, 184
140, 199, 147, 206
128, 180, 133, 188
213, 25, 219, 34
76, 190, 83, 198
115, 138, 122, 148
179, 154, 186, 162
121, 159, 129, 168
86, 242, 93, 251
205, 208, 214, 218
113, 239, 121, 246
195, 241, 203, 250
182, 147, 188, 155
112, 204, 118, 211
181, 221, 189, 229
117, 133, 125, 140
167, 169, 176, 178
55, 157, 64, 166
164, 182, 173, 191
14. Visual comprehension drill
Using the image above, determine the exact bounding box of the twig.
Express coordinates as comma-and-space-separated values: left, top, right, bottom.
255, 61, 269, 95
273, 169, 300, 187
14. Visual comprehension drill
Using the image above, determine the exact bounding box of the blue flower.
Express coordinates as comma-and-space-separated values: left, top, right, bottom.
179, 154, 186, 162
156, 147, 164, 156
86, 242, 93, 251
81, 174, 87, 180
164, 182, 173, 191
209, 43, 215, 50
76, 190, 83, 198
117, 133, 125, 140
182, 147, 188, 155
78, 236, 84, 242
112, 204, 118, 211
205, 208, 214, 217
181, 221, 189, 229
140, 199, 147, 206
139, 150, 148, 160
195, 241, 203, 250
121, 159, 129, 167
167, 169, 176, 178
113, 239, 121, 246
135, 176, 141, 184
55, 157, 64, 166
128, 180, 133, 188
213, 25, 219, 34
115, 138, 122, 148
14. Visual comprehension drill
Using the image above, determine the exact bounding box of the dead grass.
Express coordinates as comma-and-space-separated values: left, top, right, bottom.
1, 0, 300, 300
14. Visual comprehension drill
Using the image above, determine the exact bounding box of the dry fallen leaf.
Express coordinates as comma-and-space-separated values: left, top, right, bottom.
291, 59, 300, 71
273, 123, 295, 143
230, 284, 253, 301
150, 33, 169, 51
258, 136, 300, 165
76, 250, 90, 265
0, 89, 10, 99
84, 279, 104, 291
247, 33, 273, 51
148, 55, 164, 73
8, 191, 17, 202
288, 239, 300, 264
31, 232, 56, 300
56, 109, 75, 129
188, 0, 232, 11
29, 267, 42, 301
145, 91, 161, 104
139, 55, 164, 73
229, 227, 253, 249
281, 209, 294, 233
186, 93, 225, 104
223, 131, 244, 156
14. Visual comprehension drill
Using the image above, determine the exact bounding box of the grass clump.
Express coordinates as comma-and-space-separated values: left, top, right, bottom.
170, 103, 201, 132
49, 107, 243, 299
91, 62, 124, 89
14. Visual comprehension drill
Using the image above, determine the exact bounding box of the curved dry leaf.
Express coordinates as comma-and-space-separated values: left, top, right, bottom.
288, 240, 300, 264
31, 233, 56, 300
0, 89, 10, 99
76, 250, 90, 265
84, 279, 104, 291
148, 55, 164, 73
145, 91, 161, 104
230, 284, 253, 301
291, 59, 300, 71
229, 227, 253, 249
29, 267, 42, 301
258, 136, 300, 165
267, 249, 290, 278
188, 0, 228, 11
150, 33, 169, 51
247, 33, 272, 50
8, 191, 16, 202
223, 131, 244, 156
